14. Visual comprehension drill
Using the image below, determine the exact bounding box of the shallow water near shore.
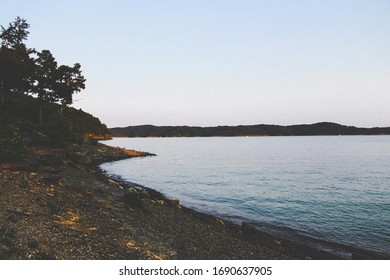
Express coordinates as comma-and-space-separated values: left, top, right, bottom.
101, 136, 390, 258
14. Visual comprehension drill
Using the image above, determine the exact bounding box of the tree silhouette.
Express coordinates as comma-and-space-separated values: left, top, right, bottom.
54, 63, 86, 109
0, 17, 34, 112
0, 17, 30, 51
1, 17, 86, 126
33, 50, 58, 124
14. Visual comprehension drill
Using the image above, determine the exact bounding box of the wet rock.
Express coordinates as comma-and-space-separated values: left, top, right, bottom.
107, 179, 119, 185
139, 190, 149, 198
122, 191, 144, 208
216, 218, 225, 226
146, 188, 165, 200
73, 152, 92, 164
242, 222, 256, 235
42, 175, 61, 184
166, 198, 179, 206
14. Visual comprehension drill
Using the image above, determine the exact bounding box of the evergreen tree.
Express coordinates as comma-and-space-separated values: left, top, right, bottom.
0, 17, 34, 112
54, 63, 86, 108
33, 50, 57, 124
1, 16, 87, 143
0, 16, 30, 51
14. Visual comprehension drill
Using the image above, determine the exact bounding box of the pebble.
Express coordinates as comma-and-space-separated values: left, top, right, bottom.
156, 200, 165, 205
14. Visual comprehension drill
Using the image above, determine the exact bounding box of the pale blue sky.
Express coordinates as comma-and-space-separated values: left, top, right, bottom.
1, 0, 389, 127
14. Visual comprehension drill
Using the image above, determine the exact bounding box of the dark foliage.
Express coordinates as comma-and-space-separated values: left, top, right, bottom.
2, 93, 110, 141
0, 17, 110, 160
110, 122, 390, 138
44, 111, 72, 147
0, 120, 29, 162
1, 17, 86, 122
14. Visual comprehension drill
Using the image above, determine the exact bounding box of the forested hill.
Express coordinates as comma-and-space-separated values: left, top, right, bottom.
1, 17, 110, 144
1, 17, 111, 163
110, 123, 390, 138
5, 93, 111, 138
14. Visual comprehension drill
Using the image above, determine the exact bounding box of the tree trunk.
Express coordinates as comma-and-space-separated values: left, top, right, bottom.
0, 85, 7, 114
38, 98, 44, 127
38, 104, 43, 127
0, 80, 4, 110
0, 90, 4, 107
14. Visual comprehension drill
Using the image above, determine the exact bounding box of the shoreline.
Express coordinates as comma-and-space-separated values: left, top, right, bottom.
104, 173, 389, 260
0, 142, 387, 260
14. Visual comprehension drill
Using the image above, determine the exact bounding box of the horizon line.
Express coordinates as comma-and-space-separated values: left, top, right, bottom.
109, 121, 390, 129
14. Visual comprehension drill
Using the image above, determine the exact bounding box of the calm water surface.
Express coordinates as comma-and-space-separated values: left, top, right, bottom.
101, 136, 390, 257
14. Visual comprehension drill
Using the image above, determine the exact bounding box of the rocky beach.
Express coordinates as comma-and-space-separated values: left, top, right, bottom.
0, 142, 383, 260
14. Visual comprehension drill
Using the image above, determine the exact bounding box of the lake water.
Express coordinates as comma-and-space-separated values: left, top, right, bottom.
101, 136, 390, 258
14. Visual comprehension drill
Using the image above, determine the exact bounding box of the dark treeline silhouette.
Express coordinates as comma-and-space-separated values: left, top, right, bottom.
0, 17, 109, 161
0, 17, 85, 124
110, 122, 390, 137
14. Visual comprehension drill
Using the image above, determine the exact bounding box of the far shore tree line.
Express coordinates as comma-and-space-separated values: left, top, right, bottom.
0, 17, 86, 125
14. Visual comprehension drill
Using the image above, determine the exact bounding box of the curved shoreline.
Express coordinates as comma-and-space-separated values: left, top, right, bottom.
1, 142, 388, 259
101, 164, 389, 260
100, 145, 389, 260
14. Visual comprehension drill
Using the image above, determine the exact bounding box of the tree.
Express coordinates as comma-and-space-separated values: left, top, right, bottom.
0, 48, 25, 106
0, 17, 34, 112
33, 50, 57, 124
1, 17, 86, 124
54, 63, 86, 108
0, 16, 30, 51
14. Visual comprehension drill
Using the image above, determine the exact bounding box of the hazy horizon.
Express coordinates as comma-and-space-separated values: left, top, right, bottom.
2, 1, 389, 128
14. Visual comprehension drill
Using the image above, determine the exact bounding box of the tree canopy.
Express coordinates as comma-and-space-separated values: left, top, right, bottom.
0, 16, 30, 50
0, 17, 86, 121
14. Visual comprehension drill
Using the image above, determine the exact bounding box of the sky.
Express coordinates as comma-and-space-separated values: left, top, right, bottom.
1, 0, 389, 127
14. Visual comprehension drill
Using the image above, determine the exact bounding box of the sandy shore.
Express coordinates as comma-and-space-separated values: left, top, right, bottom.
0, 143, 384, 259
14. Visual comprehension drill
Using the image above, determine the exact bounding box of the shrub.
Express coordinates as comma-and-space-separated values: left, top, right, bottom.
0, 123, 29, 162
45, 111, 72, 147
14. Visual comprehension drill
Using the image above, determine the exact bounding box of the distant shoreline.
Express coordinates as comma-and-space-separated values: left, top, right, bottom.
109, 122, 390, 138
